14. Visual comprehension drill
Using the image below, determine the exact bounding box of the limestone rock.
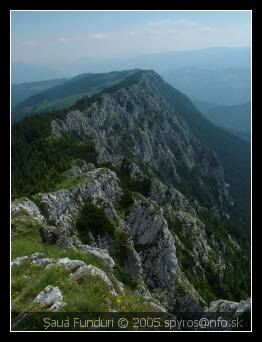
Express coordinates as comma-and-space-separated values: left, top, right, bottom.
32, 285, 64, 310
11, 197, 45, 225
32, 258, 56, 267
127, 198, 167, 246
68, 160, 95, 177
11, 256, 29, 267
72, 265, 117, 296
79, 244, 115, 270
208, 298, 251, 315
35, 168, 121, 228
56, 257, 86, 272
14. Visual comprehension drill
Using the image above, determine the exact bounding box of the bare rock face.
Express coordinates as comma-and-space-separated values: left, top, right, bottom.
34, 168, 121, 228
149, 177, 191, 212
208, 298, 251, 315
127, 198, 167, 246
51, 71, 229, 206
139, 225, 179, 289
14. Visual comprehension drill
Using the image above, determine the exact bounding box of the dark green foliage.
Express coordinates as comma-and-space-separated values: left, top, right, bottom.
76, 202, 115, 243
110, 230, 137, 290
118, 190, 134, 210
110, 230, 129, 265
12, 113, 97, 198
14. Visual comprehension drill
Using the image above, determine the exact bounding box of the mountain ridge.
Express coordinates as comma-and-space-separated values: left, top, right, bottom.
11, 69, 251, 323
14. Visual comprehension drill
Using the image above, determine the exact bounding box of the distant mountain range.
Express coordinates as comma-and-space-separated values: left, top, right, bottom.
11, 78, 68, 108
12, 47, 251, 115
11, 62, 67, 84
59, 46, 251, 75
203, 102, 251, 141
11, 70, 139, 122
162, 67, 250, 106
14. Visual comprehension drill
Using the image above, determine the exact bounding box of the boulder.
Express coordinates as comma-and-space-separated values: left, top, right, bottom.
30, 253, 45, 260
72, 265, 117, 296
11, 198, 45, 224
80, 245, 115, 270
56, 257, 86, 272
11, 256, 29, 267
32, 285, 64, 310
32, 258, 56, 267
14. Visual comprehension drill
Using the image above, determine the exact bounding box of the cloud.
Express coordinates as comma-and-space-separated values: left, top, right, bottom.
19, 40, 38, 47
90, 33, 109, 40
147, 18, 198, 28
57, 37, 71, 43
145, 18, 213, 35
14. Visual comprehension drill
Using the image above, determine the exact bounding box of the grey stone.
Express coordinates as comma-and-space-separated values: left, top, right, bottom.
11, 256, 29, 267
32, 285, 63, 309
56, 257, 86, 272
79, 245, 115, 270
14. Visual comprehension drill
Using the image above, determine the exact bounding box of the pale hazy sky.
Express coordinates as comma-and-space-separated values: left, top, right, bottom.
11, 10, 251, 63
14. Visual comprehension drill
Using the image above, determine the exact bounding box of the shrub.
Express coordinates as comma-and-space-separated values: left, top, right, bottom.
76, 202, 115, 243
119, 190, 134, 210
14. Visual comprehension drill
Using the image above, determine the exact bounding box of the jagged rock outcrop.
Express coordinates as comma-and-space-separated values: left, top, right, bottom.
51, 71, 229, 207
35, 168, 121, 228
208, 298, 251, 315
127, 197, 167, 246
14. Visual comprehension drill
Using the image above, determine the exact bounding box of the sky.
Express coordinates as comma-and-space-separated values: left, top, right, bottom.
11, 10, 251, 64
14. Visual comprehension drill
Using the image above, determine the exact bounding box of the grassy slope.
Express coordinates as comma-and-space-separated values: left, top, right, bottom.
11, 211, 159, 314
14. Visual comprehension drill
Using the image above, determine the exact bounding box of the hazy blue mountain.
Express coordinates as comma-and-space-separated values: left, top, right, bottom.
11, 62, 67, 84
11, 78, 68, 108
63, 47, 250, 74
12, 47, 250, 108
162, 67, 250, 106
12, 69, 140, 122
204, 102, 251, 140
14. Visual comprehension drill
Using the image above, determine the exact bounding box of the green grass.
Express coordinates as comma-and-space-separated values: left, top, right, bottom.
12, 226, 110, 273
12, 257, 159, 313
